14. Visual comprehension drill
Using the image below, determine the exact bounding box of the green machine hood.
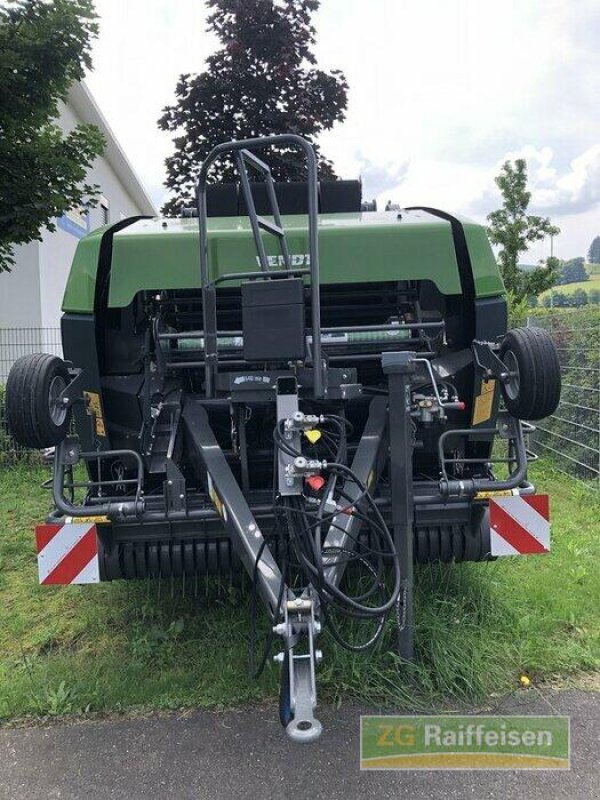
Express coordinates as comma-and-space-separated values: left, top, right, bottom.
62, 209, 504, 313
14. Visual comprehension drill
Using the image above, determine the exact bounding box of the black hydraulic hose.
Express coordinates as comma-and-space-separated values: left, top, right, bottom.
271, 413, 402, 623
283, 475, 401, 617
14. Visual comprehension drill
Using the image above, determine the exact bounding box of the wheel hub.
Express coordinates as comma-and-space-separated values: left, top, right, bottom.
49, 375, 67, 425
502, 349, 520, 401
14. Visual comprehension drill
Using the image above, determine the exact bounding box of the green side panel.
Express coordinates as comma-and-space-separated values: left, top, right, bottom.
106, 212, 464, 308
62, 211, 505, 312
61, 227, 106, 313
463, 222, 505, 297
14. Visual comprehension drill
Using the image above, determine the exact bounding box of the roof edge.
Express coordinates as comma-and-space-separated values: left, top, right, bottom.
67, 81, 157, 217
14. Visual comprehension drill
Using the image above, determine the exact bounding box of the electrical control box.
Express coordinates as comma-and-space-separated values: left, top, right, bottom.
241, 278, 305, 362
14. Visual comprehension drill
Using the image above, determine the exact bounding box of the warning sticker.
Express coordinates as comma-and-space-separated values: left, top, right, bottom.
472, 379, 496, 426
489, 495, 550, 556
474, 489, 515, 500
207, 474, 228, 521
36, 523, 100, 584
83, 391, 106, 437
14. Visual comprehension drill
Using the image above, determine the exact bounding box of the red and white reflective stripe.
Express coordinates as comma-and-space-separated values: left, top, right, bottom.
35, 524, 100, 584
489, 495, 550, 556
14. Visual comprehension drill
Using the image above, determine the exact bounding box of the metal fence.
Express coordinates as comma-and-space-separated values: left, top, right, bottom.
0, 328, 63, 463
527, 313, 599, 488
0, 327, 62, 383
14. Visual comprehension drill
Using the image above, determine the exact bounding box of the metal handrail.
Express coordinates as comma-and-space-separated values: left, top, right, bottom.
195, 134, 323, 398
438, 417, 529, 495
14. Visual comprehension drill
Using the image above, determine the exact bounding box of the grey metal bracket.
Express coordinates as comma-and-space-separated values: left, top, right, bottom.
496, 411, 520, 440
472, 340, 511, 383
165, 458, 186, 515
322, 396, 388, 589
382, 351, 417, 663
277, 594, 322, 743
276, 377, 303, 496
56, 368, 86, 410
60, 436, 81, 466
182, 396, 285, 617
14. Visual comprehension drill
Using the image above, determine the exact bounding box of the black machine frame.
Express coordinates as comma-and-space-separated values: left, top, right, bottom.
47, 136, 540, 742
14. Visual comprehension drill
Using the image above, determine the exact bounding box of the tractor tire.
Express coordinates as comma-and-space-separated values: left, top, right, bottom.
5, 353, 72, 449
499, 327, 561, 420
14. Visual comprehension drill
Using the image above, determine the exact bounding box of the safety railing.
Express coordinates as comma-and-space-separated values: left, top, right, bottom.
195, 135, 324, 398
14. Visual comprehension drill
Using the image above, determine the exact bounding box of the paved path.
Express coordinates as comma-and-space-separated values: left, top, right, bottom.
1, 689, 598, 799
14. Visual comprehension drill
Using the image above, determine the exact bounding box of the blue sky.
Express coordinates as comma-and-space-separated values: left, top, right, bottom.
87, 0, 600, 261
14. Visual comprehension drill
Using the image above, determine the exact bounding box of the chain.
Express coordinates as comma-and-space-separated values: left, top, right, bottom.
395, 584, 408, 633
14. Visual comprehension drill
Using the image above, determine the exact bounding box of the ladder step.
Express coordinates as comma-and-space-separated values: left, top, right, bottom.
257, 215, 285, 238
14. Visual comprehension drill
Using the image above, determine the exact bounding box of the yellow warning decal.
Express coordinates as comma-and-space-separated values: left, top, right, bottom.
472, 379, 496, 426
474, 489, 516, 500
65, 515, 110, 524
207, 474, 227, 521
83, 391, 106, 437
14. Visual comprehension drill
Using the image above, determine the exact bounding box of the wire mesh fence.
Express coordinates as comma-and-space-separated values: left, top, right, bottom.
0, 327, 62, 383
526, 311, 599, 488
0, 328, 63, 464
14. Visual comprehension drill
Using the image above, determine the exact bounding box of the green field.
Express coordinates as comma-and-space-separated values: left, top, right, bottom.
540, 272, 600, 300
0, 462, 598, 721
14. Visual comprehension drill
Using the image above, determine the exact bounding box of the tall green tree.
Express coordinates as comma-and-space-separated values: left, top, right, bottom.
159, 0, 348, 215
0, 0, 104, 273
558, 257, 588, 285
572, 288, 588, 307
588, 236, 600, 264
487, 159, 560, 303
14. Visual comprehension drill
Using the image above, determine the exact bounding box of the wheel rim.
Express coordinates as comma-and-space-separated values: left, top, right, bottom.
503, 350, 520, 401
49, 375, 67, 425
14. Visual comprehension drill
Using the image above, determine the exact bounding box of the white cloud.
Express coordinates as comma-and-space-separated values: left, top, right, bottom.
536, 145, 600, 215
465, 143, 600, 259
86, 0, 217, 208
84, 0, 600, 253
355, 156, 409, 201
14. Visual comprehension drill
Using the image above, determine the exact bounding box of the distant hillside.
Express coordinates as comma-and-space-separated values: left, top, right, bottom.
539, 272, 600, 304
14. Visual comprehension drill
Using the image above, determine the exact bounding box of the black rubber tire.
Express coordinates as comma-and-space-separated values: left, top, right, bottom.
499, 327, 561, 420
5, 353, 72, 448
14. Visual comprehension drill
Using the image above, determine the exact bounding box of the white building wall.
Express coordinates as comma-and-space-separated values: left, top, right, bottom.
0, 241, 42, 328
36, 100, 143, 330
0, 86, 153, 381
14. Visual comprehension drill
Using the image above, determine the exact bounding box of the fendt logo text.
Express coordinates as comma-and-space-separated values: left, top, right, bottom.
255, 253, 310, 268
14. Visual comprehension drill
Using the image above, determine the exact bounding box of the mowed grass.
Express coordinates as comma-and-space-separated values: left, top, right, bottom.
0, 462, 598, 721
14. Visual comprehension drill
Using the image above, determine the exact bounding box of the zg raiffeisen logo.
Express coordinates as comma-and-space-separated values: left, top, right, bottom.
360, 715, 570, 770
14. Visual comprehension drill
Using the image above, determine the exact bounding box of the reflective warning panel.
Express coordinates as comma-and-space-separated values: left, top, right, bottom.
489, 495, 550, 556
35, 523, 100, 584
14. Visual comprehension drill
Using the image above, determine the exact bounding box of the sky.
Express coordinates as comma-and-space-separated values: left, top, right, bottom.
86, 0, 600, 262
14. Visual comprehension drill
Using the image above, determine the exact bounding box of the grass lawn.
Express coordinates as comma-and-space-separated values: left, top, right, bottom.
0, 461, 598, 721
